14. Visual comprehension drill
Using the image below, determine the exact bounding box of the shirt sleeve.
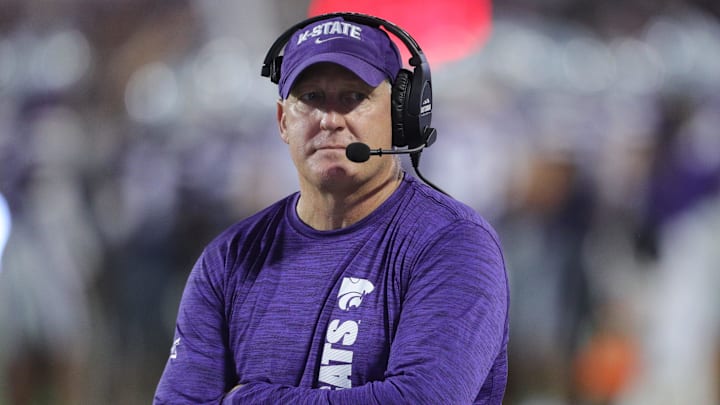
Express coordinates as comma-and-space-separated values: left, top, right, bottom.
153, 246, 236, 404
222, 220, 509, 405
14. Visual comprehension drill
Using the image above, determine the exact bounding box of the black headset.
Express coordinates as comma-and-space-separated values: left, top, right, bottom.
261, 12, 437, 151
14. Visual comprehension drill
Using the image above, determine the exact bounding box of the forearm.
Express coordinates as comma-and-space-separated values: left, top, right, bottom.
223, 362, 487, 405
222, 380, 406, 405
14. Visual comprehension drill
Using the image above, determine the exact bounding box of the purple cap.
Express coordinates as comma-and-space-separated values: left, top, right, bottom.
279, 16, 402, 99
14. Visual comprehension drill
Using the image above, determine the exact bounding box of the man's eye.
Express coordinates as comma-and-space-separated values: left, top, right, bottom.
343, 92, 368, 104
300, 91, 323, 103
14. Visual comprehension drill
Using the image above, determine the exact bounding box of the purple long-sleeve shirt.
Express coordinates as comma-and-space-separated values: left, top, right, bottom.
154, 175, 509, 404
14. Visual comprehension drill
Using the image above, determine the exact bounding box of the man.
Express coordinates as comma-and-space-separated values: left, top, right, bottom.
154, 13, 509, 404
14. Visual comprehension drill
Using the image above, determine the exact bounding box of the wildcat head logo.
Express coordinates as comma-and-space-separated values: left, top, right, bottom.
337, 277, 375, 311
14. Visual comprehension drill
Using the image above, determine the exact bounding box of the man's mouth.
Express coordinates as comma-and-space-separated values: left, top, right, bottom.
316, 145, 347, 151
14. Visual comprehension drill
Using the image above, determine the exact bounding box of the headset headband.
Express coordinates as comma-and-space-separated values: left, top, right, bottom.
261, 12, 427, 82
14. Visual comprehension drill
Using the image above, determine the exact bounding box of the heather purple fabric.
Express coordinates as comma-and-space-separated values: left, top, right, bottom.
154, 175, 509, 404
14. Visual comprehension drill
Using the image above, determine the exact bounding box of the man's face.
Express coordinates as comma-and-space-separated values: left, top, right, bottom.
277, 63, 397, 194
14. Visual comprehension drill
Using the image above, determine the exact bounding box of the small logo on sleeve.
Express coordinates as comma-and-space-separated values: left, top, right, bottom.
169, 337, 181, 360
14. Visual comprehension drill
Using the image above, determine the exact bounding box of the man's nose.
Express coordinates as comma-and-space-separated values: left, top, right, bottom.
319, 109, 345, 132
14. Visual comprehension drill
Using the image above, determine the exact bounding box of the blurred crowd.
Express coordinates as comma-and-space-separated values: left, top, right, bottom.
1, 0, 719, 404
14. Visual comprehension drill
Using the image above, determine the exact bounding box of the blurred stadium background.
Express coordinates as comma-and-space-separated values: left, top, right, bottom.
1, 0, 719, 404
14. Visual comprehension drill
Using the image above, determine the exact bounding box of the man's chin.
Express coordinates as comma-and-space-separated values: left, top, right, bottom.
313, 165, 362, 191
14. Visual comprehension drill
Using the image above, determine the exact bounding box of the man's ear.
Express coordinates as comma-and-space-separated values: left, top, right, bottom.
277, 99, 289, 144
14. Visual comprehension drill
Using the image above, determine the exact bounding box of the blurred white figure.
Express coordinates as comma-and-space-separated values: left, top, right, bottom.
654, 193, 719, 404
622, 192, 720, 405
0, 105, 101, 404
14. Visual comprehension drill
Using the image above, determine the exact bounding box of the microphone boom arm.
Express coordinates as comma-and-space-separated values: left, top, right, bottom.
368, 144, 426, 156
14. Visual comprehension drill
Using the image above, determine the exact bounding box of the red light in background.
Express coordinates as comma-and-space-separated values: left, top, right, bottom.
308, 0, 492, 69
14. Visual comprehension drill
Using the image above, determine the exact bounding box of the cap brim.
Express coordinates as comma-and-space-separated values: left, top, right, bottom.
280, 53, 388, 99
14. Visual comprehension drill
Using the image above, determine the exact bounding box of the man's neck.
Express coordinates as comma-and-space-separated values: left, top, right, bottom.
296, 170, 403, 231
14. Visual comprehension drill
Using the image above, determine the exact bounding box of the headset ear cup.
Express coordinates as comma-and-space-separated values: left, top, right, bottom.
391, 69, 413, 147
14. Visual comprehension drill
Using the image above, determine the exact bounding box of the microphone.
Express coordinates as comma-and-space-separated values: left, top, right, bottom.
343, 128, 448, 196
345, 142, 426, 163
